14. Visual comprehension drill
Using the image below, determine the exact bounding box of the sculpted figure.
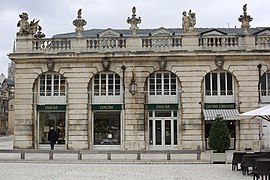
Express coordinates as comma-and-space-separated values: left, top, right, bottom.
182, 11, 189, 32
17, 13, 30, 36
182, 10, 196, 33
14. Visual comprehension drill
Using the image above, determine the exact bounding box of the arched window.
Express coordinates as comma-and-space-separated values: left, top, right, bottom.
93, 73, 121, 96
261, 72, 270, 96
92, 72, 122, 104
205, 71, 233, 96
39, 73, 65, 96
149, 72, 177, 96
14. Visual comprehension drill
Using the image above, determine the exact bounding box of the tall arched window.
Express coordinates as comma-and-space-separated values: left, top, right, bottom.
149, 72, 177, 95
92, 72, 122, 104
39, 73, 65, 96
205, 71, 233, 96
147, 71, 178, 104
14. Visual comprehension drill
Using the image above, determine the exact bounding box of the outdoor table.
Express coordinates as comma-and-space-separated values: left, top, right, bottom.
253, 158, 270, 180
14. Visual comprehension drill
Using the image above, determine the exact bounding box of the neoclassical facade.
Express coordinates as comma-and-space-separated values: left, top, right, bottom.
9, 6, 270, 151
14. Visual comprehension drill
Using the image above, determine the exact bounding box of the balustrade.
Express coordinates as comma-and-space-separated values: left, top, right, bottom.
256, 36, 270, 47
27, 34, 270, 53
199, 36, 239, 47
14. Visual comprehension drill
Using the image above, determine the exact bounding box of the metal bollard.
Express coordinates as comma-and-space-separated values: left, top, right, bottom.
107, 152, 111, 160
167, 153, 171, 160
197, 152, 201, 160
137, 152, 141, 160
49, 150, 53, 160
21, 149, 25, 160
78, 152, 82, 160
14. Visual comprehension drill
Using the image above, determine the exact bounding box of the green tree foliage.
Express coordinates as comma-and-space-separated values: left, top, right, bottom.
208, 115, 230, 152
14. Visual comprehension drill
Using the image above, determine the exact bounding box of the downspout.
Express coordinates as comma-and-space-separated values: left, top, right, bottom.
121, 65, 126, 150
257, 64, 262, 102
121, 65, 126, 110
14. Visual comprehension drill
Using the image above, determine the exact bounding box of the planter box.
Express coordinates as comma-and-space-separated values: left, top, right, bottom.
211, 151, 227, 164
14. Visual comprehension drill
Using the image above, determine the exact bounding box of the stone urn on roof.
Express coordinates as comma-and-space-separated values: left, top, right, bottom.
127, 7, 142, 35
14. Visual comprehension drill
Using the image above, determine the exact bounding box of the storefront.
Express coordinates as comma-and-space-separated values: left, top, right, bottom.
148, 104, 178, 150
92, 104, 122, 149
37, 104, 66, 148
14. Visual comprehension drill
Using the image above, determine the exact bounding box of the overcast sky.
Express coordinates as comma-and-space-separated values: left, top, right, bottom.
0, 0, 269, 76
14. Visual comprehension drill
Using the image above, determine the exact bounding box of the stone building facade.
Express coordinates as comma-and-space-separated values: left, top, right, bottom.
8, 6, 270, 151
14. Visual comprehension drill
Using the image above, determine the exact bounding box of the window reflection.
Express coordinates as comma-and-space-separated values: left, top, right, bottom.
94, 112, 121, 145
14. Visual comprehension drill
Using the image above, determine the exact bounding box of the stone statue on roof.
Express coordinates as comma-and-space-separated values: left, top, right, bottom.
238, 4, 253, 31
127, 7, 142, 35
182, 9, 196, 33
73, 9, 87, 34
17, 12, 44, 37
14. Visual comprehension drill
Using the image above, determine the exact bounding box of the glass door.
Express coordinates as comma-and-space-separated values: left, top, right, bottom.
149, 110, 177, 150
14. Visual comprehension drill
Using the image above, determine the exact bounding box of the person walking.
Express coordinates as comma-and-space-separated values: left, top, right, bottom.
48, 127, 58, 150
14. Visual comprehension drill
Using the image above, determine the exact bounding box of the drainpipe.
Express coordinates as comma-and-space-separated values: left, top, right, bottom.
121, 65, 126, 110
257, 64, 262, 102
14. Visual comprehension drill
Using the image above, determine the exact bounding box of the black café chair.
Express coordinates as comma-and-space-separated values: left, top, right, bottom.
232, 152, 246, 171
242, 154, 257, 175
253, 160, 270, 180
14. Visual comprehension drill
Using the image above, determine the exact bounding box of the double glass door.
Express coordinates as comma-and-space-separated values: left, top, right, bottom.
149, 110, 177, 150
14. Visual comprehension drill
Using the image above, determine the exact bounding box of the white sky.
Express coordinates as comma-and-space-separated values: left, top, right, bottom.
0, 0, 269, 76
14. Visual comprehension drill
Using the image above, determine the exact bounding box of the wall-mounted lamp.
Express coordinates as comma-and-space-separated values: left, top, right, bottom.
129, 70, 137, 96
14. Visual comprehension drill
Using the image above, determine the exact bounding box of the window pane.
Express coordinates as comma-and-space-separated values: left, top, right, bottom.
46, 74, 52, 96
115, 75, 120, 95
212, 73, 217, 95
227, 73, 233, 95
261, 73, 266, 96
268, 73, 270, 96
164, 73, 169, 95
54, 75, 59, 96
171, 74, 176, 95
94, 112, 121, 145
205, 73, 210, 95
220, 73, 226, 95
149, 120, 153, 145
174, 120, 177, 145
165, 120, 171, 145
155, 120, 161, 145
101, 74, 106, 96
156, 74, 162, 95
40, 75, 45, 96
155, 111, 171, 117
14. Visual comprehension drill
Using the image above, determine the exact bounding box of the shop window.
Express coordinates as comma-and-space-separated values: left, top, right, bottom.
94, 112, 120, 145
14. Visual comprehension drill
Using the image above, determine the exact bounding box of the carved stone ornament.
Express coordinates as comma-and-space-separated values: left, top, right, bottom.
73, 9, 87, 33
238, 4, 253, 31
47, 59, 55, 71
215, 56, 224, 69
159, 57, 167, 70
102, 58, 111, 71
127, 7, 142, 35
182, 9, 196, 33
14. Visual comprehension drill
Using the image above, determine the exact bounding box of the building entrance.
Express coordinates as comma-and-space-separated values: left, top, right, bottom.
38, 112, 65, 145
149, 110, 177, 150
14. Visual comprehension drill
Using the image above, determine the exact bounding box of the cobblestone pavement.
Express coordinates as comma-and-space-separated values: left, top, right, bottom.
0, 162, 251, 180
0, 136, 251, 180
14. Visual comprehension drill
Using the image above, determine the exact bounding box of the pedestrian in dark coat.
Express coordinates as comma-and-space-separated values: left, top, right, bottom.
48, 127, 58, 150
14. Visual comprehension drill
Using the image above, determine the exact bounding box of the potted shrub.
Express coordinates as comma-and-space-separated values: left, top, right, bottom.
208, 115, 230, 163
